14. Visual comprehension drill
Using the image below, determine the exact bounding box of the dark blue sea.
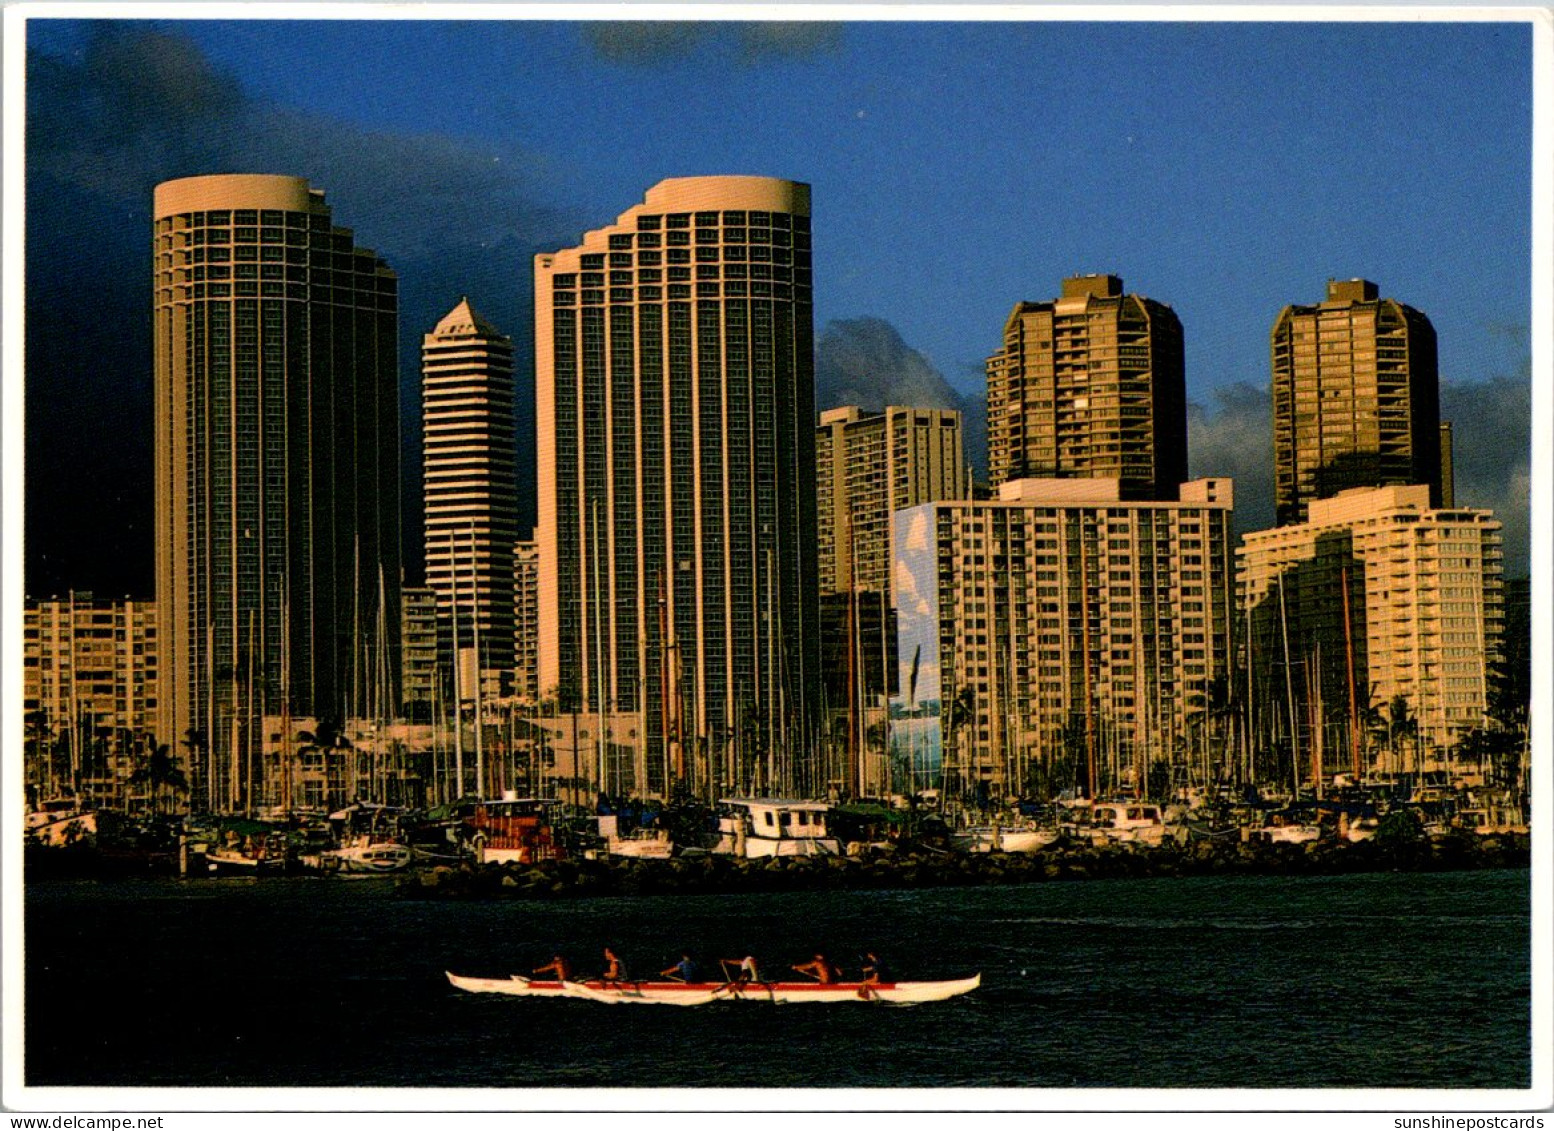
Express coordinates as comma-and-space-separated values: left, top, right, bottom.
24, 869, 1530, 1090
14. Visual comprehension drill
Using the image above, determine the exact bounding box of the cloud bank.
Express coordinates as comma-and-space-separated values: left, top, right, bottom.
25, 26, 581, 595
815, 316, 989, 481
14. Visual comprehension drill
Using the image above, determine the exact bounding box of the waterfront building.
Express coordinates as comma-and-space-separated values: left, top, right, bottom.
816, 405, 968, 596
534, 176, 819, 799
513, 541, 540, 705
23, 593, 160, 808
985, 274, 1187, 500
1271, 278, 1441, 526
893, 477, 1235, 801
813, 406, 966, 793
1238, 485, 1503, 776
422, 298, 518, 701
153, 174, 401, 813
400, 586, 438, 719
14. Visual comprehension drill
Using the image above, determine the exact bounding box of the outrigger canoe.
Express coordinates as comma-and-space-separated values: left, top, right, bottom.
446, 971, 980, 1006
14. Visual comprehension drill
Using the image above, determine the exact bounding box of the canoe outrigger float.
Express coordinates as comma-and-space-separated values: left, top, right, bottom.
446, 971, 980, 1006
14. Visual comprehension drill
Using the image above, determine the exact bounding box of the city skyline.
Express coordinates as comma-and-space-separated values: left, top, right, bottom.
16, 13, 1538, 600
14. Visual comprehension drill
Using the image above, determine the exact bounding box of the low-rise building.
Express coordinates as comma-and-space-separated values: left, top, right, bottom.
23, 593, 160, 807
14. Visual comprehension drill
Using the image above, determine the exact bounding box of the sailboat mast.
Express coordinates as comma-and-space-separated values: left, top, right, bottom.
1278, 574, 1298, 799
281, 583, 292, 814
1341, 565, 1361, 782
470, 523, 484, 801
450, 528, 464, 799
593, 498, 606, 798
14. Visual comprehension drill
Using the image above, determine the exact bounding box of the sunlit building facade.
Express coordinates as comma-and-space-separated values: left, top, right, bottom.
23, 593, 160, 807
894, 477, 1235, 801
534, 176, 819, 798
153, 174, 401, 812
986, 274, 1187, 500
1239, 485, 1502, 768
816, 405, 968, 597
1271, 278, 1441, 526
422, 298, 518, 699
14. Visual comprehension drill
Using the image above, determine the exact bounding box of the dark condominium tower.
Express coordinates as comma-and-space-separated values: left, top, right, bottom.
985, 274, 1187, 501
422, 298, 518, 699
153, 174, 401, 813
534, 176, 819, 799
1271, 278, 1441, 526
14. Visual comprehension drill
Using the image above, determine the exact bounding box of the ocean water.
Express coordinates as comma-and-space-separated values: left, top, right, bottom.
24, 868, 1529, 1090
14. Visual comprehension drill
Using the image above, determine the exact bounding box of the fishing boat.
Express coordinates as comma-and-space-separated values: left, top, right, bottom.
444, 971, 980, 1006
1088, 801, 1168, 845
711, 798, 841, 858
1253, 821, 1322, 845
597, 814, 674, 859
465, 796, 566, 865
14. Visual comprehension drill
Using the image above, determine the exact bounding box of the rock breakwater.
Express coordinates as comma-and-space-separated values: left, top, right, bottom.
392, 830, 1529, 901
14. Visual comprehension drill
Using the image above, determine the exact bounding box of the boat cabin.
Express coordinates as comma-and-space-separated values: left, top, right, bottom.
714, 799, 841, 857
1089, 802, 1167, 844
466, 797, 565, 864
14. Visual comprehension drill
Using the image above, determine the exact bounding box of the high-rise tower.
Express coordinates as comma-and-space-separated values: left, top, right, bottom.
153, 174, 400, 812
422, 298, 518, 699
986, 274, 1187, 500
534, 176, 819, 799
1271, 278, 1441, 526
816, 405, 968, 598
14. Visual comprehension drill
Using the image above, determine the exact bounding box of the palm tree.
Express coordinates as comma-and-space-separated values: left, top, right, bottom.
24, 709, 56, 802
130, 743, 189, 817
181, 728, 208, 812
943, 686, 976, 804
1383, 696, 1419, 783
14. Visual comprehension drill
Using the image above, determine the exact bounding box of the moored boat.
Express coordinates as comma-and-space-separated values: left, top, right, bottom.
711, 798, 841, 858
1088, 801, 1168, 845
950, 823, 1059, 854
445, 970, 980, 1006
329, 838, 415, 873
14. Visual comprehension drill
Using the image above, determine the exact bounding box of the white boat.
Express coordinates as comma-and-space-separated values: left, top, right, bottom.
597, 815, 674, 859
1254, 823, 1322, 845
1342, 816, 1379, 842
328, 837, 414, 873
711, 798, 840, 858
950, 824, 1059, 854
206, 846, 286, 876
445, 971, 980, 1006
25, 802, 98, 847
1089, 802, 1168, 845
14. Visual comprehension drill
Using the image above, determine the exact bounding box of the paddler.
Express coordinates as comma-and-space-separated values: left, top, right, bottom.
533, 953, 572, 981
720, 954, 762, 987
660, 952, 701, 983
858, 952, 888, 1000
792, 953, 841, 983
600, 946, 628, 983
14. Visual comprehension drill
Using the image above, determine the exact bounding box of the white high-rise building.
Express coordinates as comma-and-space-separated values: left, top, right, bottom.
534, 176, 819, 798
153, 174, 400, 813
422, 298, 517, 699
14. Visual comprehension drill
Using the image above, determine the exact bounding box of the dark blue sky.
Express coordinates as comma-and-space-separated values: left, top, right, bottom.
19, 16, 1537, 593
